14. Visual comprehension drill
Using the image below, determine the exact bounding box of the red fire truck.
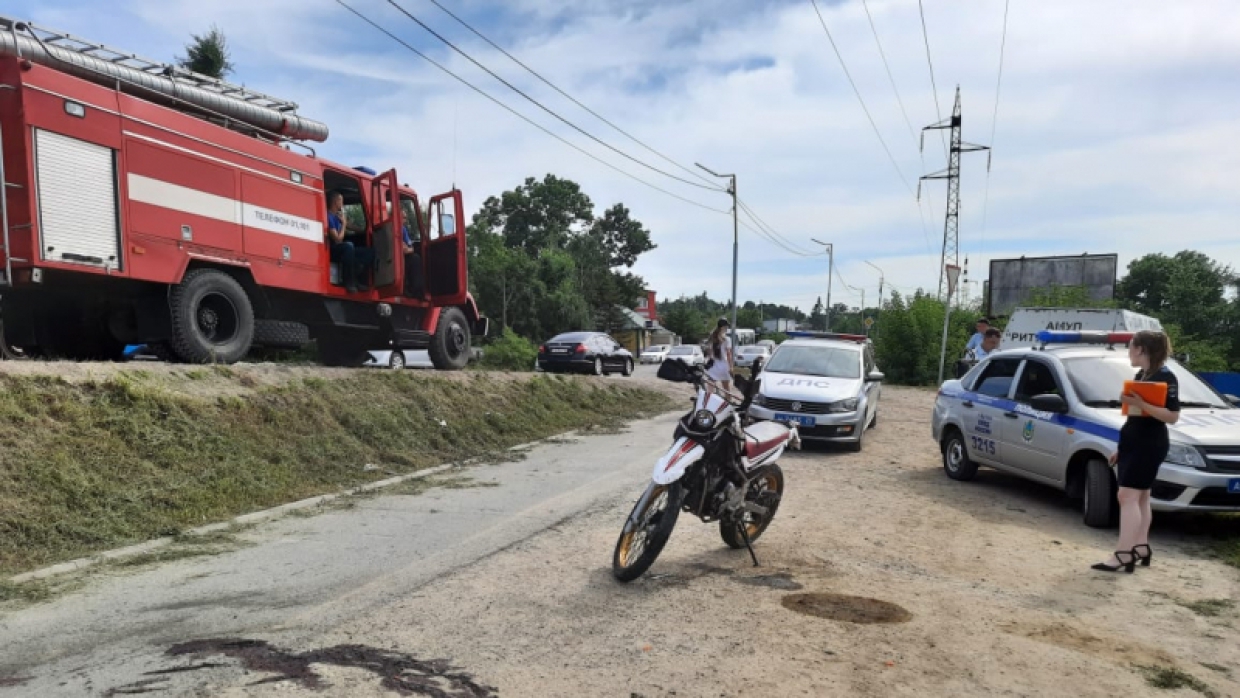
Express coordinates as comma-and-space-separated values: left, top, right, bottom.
0, 16, 487, 368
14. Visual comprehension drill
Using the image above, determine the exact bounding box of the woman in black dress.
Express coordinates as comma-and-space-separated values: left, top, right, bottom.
1093, 331, 1181, 573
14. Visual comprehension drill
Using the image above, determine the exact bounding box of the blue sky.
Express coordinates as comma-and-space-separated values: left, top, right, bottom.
7, 0, 1239, 313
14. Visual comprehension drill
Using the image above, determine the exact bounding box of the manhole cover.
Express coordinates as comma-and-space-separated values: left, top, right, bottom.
781, 592, 911, 624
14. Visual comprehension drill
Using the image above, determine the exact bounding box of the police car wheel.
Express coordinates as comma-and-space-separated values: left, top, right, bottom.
942, 430, 979, 481
1083, 459, 1117, 529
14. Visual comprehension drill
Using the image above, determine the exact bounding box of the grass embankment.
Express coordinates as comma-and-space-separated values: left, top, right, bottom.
0, 369, 675, 577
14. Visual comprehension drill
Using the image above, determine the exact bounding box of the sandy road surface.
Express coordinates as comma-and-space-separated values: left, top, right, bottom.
4, 380, 1239, 697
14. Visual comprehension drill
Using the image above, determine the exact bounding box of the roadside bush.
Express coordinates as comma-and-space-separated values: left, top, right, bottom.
478, 327, 538, 371
874, 291, 978, 385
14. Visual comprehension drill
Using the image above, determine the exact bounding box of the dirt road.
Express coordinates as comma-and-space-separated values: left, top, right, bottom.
3, 380, 1238, 697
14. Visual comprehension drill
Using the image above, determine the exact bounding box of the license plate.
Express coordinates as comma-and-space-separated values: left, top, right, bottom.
1229, 479, 1240, 494
551, 348, 568, 354
774, 413, 815, 427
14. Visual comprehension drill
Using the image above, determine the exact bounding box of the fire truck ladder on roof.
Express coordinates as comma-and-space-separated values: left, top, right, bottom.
5, 18, 301, 114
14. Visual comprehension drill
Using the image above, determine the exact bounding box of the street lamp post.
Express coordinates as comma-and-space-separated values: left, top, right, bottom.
811, 238, 834, 331
696, 163, 738, 348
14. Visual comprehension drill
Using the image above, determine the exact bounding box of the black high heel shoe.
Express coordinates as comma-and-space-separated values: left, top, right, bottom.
1132, 544, 1152, 567
1092, 551, 1137, 573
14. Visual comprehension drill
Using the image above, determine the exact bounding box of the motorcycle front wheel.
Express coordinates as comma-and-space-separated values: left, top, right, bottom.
612, 481, 684, 582
720, 464, 784, 549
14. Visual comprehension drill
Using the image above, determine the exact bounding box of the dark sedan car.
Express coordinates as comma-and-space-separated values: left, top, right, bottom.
538, 332, 634, 376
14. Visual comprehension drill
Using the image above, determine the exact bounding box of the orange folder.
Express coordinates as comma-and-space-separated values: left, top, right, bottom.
1122, 380, 1167, 416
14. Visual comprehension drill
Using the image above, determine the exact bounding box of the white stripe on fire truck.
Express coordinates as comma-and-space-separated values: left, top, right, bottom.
126, 174, 322, 243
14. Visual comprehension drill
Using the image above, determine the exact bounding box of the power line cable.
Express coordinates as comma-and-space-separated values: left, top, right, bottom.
809, 0, 914, 197
737, 199, 821, 256
977, 0, 1010, 257
861, 0, 918, 143
860, 0, 940, 246
420, 0, 722, 190
808, 0, 934, 255
738, 214, 822, 258
334, 0, 729, 214
385, 0, 721, 192
917, 0, 949, 157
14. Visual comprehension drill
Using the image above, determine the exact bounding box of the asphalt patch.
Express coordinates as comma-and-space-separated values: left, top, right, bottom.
781, 592, 912, 624
106, 638, 497, 697
735, 572, 804, 591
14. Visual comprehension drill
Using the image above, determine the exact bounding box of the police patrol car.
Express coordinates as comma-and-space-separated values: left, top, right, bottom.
749, 332, 883, 451
932, 330, 1240, 528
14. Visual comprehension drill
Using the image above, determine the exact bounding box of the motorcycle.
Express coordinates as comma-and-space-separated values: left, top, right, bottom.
611, 356, 800, 582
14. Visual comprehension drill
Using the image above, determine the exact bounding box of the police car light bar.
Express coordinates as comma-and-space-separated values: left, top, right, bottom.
1036, 330, 1134, 346
785, 331, 869, 342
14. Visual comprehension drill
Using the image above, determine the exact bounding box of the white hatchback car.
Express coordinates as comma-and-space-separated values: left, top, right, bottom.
665, 344, 706, 366
640, 345, 671, 364
734, 345, 771, 368
748, 334, 883, 451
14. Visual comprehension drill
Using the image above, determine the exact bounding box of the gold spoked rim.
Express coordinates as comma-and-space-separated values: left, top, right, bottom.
743, 473, 781, 536
618, 486, 669, 568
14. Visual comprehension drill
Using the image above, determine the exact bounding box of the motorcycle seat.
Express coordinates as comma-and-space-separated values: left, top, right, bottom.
744, 421, 790, 460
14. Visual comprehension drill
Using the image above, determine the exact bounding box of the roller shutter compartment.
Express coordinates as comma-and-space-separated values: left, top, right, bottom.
34, 129, 121, 270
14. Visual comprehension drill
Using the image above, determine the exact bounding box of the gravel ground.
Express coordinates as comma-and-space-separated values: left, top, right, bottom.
3, 362, 1236, 697
186, 384, 1240, 696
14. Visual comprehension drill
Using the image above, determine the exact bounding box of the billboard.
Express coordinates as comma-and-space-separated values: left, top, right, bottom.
985, 253, 1118, 317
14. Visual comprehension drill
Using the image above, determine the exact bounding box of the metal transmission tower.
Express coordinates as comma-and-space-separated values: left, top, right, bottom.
918, 86, 990, 300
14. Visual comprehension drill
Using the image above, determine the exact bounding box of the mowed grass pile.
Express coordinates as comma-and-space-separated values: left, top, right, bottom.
0, 370, 676, 576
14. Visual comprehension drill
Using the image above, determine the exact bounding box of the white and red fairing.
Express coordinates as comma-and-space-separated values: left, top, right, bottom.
652, 389, 798, 485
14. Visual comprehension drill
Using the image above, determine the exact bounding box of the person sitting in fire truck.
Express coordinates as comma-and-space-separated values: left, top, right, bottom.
395, 198, 425, 297
326, 191, 375, 293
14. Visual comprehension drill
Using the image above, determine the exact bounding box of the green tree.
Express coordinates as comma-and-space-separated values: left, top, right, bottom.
874, 292, 976, 385
1117, 251, 1234, 340
809, 298, 826, 331
472, 175, 594, 255
662, 304, 708, 344
568, 205, 654, 332
468, 175, 656, 341
177, 25, 235, 79
736, 307, 763, 330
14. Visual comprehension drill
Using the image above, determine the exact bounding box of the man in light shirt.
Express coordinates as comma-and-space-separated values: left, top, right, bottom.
965, 317, 991, 355
970, 328, 1002, 362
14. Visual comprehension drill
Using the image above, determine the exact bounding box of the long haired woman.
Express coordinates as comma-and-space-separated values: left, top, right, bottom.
1093, 330, 1180, 573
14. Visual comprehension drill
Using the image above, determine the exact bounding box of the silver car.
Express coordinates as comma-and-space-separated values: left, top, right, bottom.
748, 337, 884, 451
931, 336, 1240, 528
734, 345, 770, 368
665, 344, 706, 366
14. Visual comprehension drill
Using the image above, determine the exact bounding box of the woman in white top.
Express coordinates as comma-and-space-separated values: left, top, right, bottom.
705, 317, 735, 390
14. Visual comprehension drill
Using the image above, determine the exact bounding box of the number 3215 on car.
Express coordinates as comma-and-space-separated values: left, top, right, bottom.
970, 436, 996, 456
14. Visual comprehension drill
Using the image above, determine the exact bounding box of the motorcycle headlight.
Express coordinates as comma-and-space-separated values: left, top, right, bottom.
1165, 442, 1208, 469
827, 398, 859, 413
692, 409, 717, 430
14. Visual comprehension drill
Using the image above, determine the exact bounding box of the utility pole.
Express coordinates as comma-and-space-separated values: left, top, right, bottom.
812, 238, 834, 331
865, 260, 885, 340
696, 163, 739, 348
918, 86, 990, 301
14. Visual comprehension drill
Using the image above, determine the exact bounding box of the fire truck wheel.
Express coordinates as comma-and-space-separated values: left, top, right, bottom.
169, 269, 255, 364
252, 320, 310, 349
429, 307, 471, 371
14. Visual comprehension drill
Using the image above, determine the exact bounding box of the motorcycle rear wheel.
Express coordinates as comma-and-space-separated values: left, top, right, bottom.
612, 482, 684, 582
720, 464, 784, 549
